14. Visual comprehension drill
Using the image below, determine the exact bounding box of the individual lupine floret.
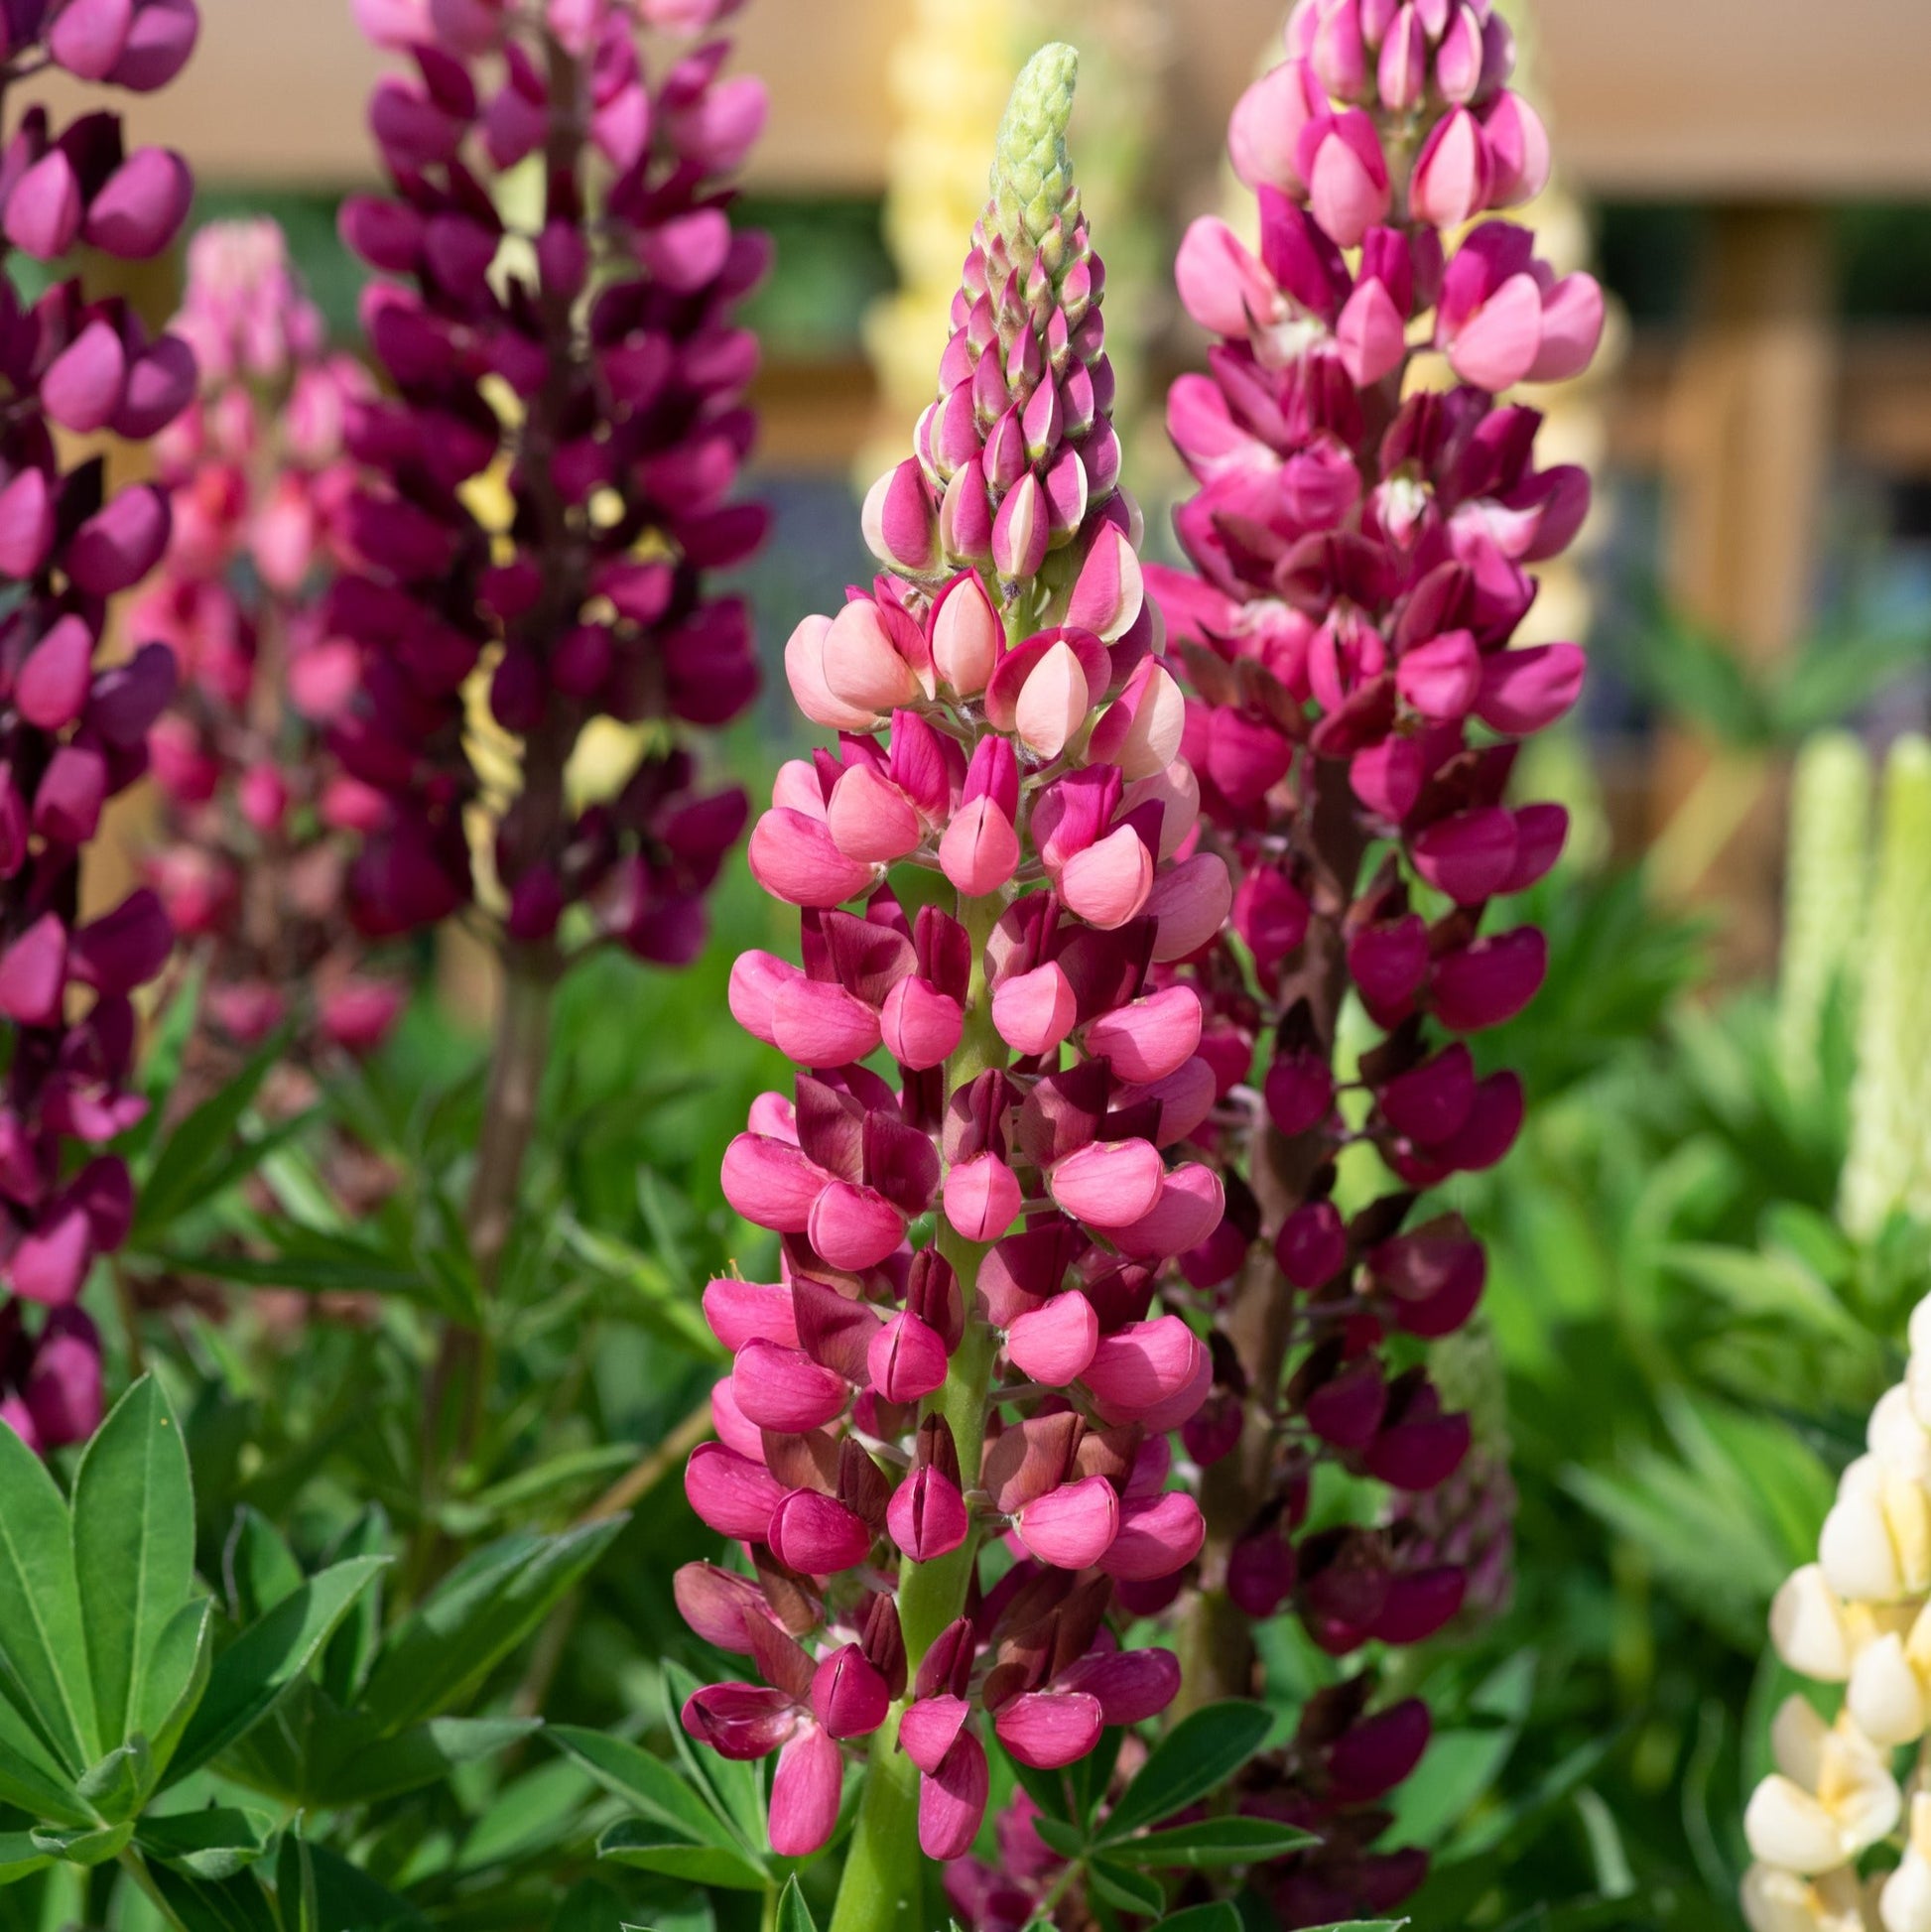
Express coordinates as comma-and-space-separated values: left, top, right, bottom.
0, 0, 199, 1440
677, 47, 1225, 1885
335, 0, 767, 959
136, 218, 408, 1064
1141, 0, 1604, 1917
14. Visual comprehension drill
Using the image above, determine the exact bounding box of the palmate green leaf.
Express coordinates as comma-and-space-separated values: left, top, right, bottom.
318, 1507, 389, 1709
455, 1755, 594, 1875
285, 1838, 426, 1932
28, 1819, 132, 1865
1098, 1701, 1274, 1842
275, 1827, 320, 1932
168, 1557, 388, 1783
0, 1832, 51, 1882
360, 1521, 620, 1734
559, 1218, 723, 1360
145, 1859, 281, 1932
0, 1683, 89, 1822
304, 1714, 539, 1808
135, 1807, 272, 1879
1390, 1650, 1535, 1851
141, 1601, 213, 1782
438, 1444, 640, 1535
595, 1819, 768, 1891
132, 1024, 295, 1241
777, 1876, 820, 1932
550, 1725, 745, 1850
1086, 1857, 1166, 1915
71, 1376, 193, 1750
75, 1737, 152, 1823
147, 1242, 441, 1309
222, 1506, 304, 1624
0, 1412, 98, 1773
1104, 1817, 1319, 1868
1029, 1815, 1085, 1860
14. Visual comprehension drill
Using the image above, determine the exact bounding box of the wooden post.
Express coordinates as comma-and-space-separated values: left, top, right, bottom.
1650, 203, 1836, 974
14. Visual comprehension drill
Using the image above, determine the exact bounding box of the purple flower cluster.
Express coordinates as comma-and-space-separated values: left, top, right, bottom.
1139, 0, 1602, 1917
0, 0, 200, 1451
335, 0, 767, 961
676, 45, 1231, 1870
136, 218, 409, 1060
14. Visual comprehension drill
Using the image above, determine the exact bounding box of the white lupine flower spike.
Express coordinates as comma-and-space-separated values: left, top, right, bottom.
1743, 1290, 1931, 1924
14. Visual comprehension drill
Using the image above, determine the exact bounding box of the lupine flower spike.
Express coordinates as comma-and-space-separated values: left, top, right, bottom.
337, 0, 768, 963
678, 45, 1229, 1883
1742, 1288, 1931, 1932
1126, 0, 1603, 1917
137, 218, 408, 1063
0, 0, 200, 1451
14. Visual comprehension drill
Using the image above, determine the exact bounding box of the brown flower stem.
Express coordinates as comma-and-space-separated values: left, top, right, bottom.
576, 1393, 715, 1528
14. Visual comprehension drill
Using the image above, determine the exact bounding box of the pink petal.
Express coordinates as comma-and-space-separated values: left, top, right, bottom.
919, 1731, 988, 1861
769, 1724, 843, 1857
993, 1690, 1103, 1770
1006, 1291, 1099, 1387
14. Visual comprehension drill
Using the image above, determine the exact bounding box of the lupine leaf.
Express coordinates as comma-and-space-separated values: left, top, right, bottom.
72, 1376, 193, 1749
1086, 1857, 1166, 1915
1098, 1701, 1274, 1841
1150, 1909, 1242, 1932
360, 1522, 619, 1734
132, 1024, 293, 1240
145, 1859, 282, 1932
304, 1714, 539, 1808
776, 1876, 820, 1932
1104, 1817, 1320, 1867
551, 1725, 743, 1849
0, 1415, 97, 1772
168, 1557, 388, 1781
595, 1820, 768, 1892
0, 1832, 51, 1882
136, 1806, 273, 1878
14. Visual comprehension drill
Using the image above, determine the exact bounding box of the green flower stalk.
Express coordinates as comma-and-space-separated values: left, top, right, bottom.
1777, 730, 1872, 1097
1842, 736, 1931, 1239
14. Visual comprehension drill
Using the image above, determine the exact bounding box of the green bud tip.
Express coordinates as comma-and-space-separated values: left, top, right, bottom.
991, 43, 1080, 265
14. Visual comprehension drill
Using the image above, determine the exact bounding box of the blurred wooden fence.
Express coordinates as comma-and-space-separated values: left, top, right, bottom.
73, 0, 1931, 968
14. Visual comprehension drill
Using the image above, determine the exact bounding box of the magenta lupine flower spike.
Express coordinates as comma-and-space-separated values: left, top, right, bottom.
135, 218, 409, 1062
1136, 0, 1603, 1918
677, 46, 1227, 1873
334, 0, 768, 962
0, 0, 199, 1454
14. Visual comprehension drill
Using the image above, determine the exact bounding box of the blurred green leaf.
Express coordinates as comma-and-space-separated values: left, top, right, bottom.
169, 1557, 388, 1782
146, 1858, 282, 1932
135, 1807, 272, 1879
595, 1820, 768, 1891
132, 1025, 294, 1240
1104, 1817, 1319, 1867
305, 1714, 539, 1808
360, 1521, 620, 1733
551, 1725, 748, 1851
